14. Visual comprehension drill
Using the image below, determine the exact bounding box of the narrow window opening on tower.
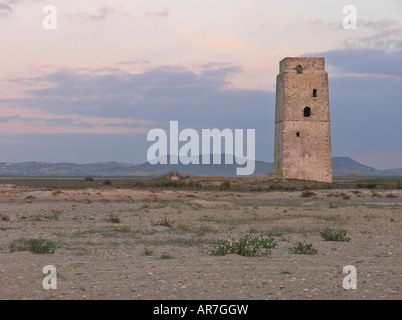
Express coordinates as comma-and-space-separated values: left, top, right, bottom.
304, 107, 311, 117
313, 89, 317, 97
296, 132, 300, 137
296, 65, 303, 74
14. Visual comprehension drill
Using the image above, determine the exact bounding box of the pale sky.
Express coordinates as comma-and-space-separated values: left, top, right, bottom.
0, 0, 401, 169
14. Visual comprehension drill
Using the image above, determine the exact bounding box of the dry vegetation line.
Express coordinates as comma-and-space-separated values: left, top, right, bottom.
0, 184, 400, 299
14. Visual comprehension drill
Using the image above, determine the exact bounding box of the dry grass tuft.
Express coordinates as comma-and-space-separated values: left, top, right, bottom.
102, 179, 113, 186
220, 181, 232, 191
386, 193, 398, 198
301, 190, 316, 198
151, 215, 174, 227
107, 214, 121, 223
339, 192, 351, 200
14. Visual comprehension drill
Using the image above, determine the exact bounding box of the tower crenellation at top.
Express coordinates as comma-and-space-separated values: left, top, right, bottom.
279, 57, 325, 73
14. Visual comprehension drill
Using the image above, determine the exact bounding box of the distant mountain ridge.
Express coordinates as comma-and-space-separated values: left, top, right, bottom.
331, 156, 384, 176
0, 157, 400, 177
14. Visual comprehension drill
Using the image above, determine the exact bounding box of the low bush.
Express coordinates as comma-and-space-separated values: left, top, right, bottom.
220, 181, 231, 191
102, 179, 113, 186
9, 238, 57, 254
151, 215, 174, 227
208, 234, 277, 257
339, 192, 351, 200
289, 242, 318, 255
301, 190, 316, 198
107, 214, 121, 223
320, 228, 351, 242
385, 193, 398, 198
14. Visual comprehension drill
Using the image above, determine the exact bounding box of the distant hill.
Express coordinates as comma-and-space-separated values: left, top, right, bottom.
383, 168, 402, 174
332, 157, 383, 176
0, 157, 400, 177
132, 158, 273, 177
0, 161, 141, 177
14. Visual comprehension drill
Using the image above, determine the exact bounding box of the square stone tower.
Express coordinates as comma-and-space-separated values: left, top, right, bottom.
274, 57, 333, 183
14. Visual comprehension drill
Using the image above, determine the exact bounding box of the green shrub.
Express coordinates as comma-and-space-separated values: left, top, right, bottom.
1, 214, 10, 221
320, 228, 351, 242
289, 242, 317, 255
9, 238, 57, 254
143, 248, 154, 256
208, 234, 277, 257
160, 253, 173, 259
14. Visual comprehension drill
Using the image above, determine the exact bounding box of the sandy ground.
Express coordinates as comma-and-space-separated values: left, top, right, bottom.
0, 184, 400, 300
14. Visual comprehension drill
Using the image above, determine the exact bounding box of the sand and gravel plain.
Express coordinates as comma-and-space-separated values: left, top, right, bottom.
0, 184, 400, 300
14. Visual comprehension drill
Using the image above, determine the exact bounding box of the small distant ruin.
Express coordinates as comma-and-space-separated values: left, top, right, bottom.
273, 57, 333, 183
169, 169, 181, 182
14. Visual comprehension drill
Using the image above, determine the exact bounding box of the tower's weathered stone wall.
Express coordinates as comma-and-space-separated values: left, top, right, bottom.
274, 57, 333, 183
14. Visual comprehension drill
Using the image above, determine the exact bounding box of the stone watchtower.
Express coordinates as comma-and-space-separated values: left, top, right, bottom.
274, 57, 333, 183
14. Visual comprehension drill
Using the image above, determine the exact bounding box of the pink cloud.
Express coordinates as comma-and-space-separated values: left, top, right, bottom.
360, 18, 399, 30
0, 105, 154, 135
310, 19, 339, 28
65, 5, 120, 22
90, 5, 115, 21
348, 25, 402, 50
144, 8, 169, 18
311, 18, 400, 31
0, 3, 13, 12
0, 121, 150, 134
376, 25, 402, 37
